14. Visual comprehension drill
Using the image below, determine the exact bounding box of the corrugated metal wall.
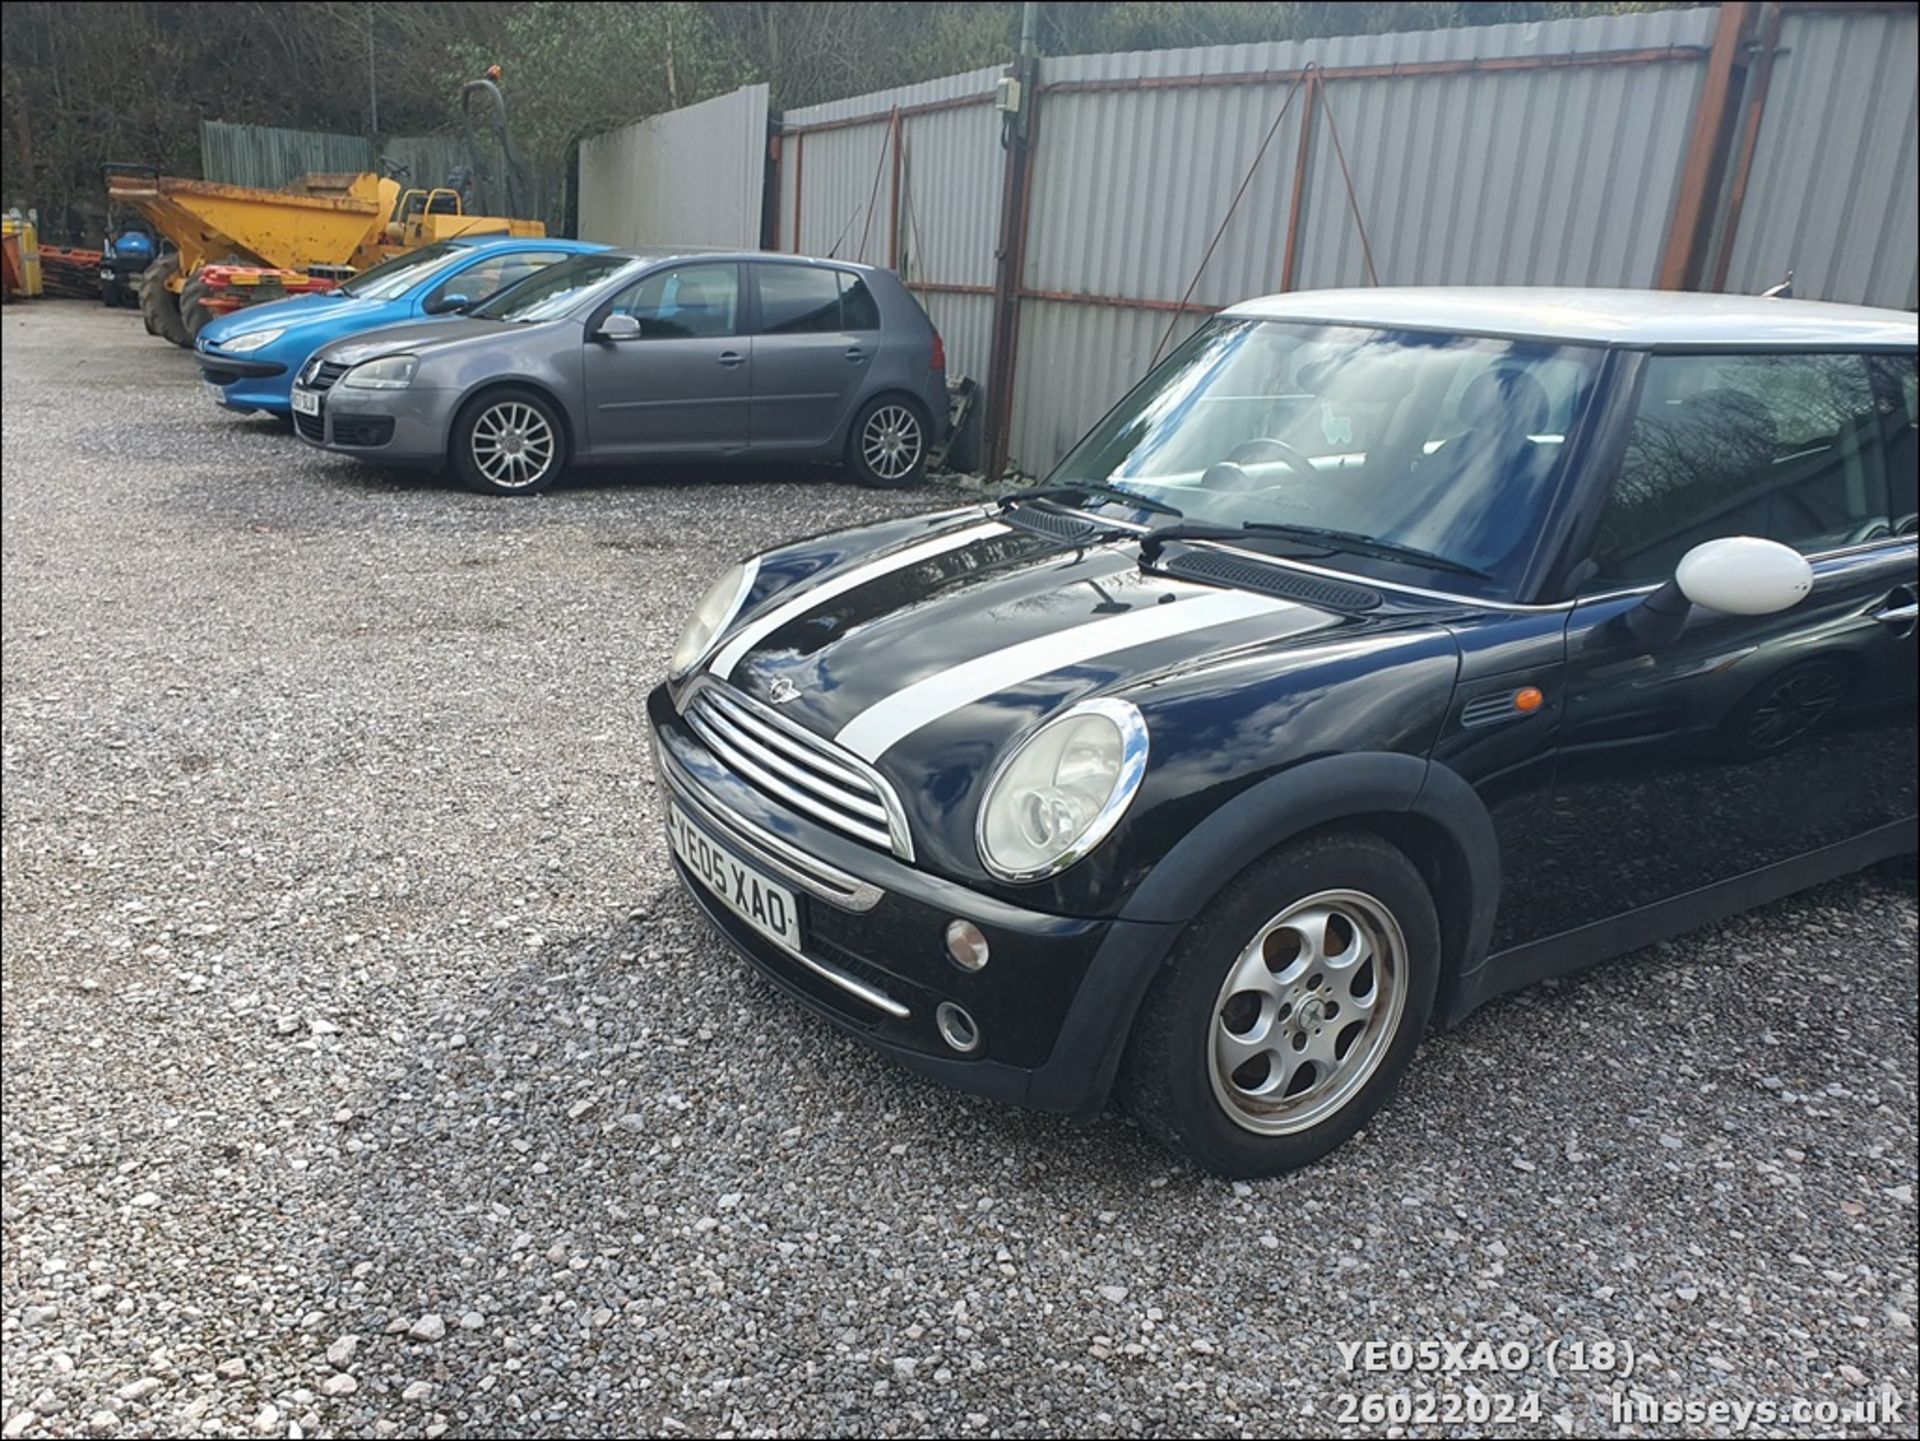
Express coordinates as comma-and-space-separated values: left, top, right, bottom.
1010, 6, 1723, 471
683, 3, 1918, 475
778, 67, 1004, 387
200, 122, 372, 189
197, 123, 564, 234
579, 86, 770, 251
1722, 4, 1919, 310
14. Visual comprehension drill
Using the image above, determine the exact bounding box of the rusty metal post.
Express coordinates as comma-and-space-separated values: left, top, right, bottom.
985, 8, 1040, 482
1709, 1, 1785, 292
1279, 70, 1319, 292
791, 131, 805, 251
1658, 1, 1756, 290
888, 110, 904, 271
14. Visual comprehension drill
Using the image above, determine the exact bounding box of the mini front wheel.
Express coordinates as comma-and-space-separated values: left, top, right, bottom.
451, 388, 566, 497
1123, 830, 1439, 1177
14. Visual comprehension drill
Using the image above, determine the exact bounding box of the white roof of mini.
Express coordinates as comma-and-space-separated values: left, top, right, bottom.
1223, 287, 1917, 348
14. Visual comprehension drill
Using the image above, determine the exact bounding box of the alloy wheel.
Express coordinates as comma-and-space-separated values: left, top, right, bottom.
1208, 888, 1407, 1136
861, 404, 923, 482
471, 402, 556, 490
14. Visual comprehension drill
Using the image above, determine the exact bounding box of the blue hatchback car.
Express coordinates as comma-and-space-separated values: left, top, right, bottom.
195, 236, 605, 417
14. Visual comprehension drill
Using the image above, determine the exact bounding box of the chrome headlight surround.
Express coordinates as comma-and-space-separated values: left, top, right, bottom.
217, 328, 284, 354
340, 354, 418, 390
976, 698, 1150, 882
669, 558, 760, 681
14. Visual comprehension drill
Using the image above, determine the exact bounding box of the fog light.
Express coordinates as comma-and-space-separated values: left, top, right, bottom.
945, 919, 990, 972
935, 1001, 982, 1054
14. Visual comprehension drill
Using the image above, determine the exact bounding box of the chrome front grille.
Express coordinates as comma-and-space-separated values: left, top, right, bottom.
682, 681, 912, 859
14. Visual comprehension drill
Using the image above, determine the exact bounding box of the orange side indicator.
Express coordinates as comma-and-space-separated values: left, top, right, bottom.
1514, 686, 1545, 713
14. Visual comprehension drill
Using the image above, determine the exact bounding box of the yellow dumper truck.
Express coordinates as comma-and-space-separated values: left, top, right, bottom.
110, 74, 545, 346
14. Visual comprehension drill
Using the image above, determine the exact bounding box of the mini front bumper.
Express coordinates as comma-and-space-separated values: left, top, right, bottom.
646, 685, 1179, 1115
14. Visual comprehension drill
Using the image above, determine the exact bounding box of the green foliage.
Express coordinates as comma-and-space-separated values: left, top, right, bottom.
2, 0, 1685, 240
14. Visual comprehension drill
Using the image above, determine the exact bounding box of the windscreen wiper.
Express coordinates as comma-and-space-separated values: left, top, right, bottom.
1139, 520, 1490, 579
1001, 483, 1184, 518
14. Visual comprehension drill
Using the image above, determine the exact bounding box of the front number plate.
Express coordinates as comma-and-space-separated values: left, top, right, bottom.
291, 387, 322, 417
667, 801, 803, 953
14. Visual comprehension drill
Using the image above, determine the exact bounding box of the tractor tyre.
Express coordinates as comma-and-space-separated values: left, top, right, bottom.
140, 254, 191, 348
179, 271, 216, 340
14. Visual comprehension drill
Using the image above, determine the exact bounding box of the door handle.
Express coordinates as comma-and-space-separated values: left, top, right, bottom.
717, 351, 745, 368
845, 346, 866, 362
1872, 587, 1918, 634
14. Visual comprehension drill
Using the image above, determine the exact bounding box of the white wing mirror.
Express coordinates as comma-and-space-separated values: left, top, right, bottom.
595, 313, 641, 341
1625, 536, 1813, 645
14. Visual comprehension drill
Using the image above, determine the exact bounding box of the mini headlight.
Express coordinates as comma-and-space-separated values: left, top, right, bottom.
218, 328, 283, 354
977, 698, 1148, 881
341, 354, 418, 390
670, 559, 759, 681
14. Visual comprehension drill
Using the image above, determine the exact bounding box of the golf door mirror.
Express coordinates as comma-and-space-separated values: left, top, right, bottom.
595, 313, 642, 341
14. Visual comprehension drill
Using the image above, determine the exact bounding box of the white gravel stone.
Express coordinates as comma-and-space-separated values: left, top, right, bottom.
325, 1337, 357, 1370
407, 1314, 447, 1342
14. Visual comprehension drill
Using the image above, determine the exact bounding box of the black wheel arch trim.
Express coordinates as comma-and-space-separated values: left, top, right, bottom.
1024, 752, 1502, 1115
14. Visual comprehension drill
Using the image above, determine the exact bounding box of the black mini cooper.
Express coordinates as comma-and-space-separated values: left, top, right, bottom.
649, 288, 1918, 1177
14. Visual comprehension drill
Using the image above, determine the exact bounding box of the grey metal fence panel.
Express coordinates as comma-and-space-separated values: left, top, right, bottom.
1009, 6, 1722, 472
777, 66, 1004, 385
788, 122, 895, 261
1722, 5, 1919, 309
653, 5, 1914, 476
578, 86, 770, 251
1294, 10, 1716, 291
200, 121, 371, 189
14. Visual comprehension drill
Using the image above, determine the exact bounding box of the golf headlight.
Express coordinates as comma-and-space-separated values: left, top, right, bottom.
670, 559, 758, 680
219, 328, 283, 353
341, 355, 418, 390
977, 699, 1149, 881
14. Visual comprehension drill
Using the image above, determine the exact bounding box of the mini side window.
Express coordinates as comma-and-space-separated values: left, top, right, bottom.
1586, 352, 1897, 588
1871, 353, 1918, 534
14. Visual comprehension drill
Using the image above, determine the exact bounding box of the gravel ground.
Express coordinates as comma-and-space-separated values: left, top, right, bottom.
3, 301, 1916, 1440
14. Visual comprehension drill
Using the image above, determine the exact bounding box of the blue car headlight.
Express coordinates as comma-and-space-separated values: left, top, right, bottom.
341, 355, 418, 390
218, 328, 284, 354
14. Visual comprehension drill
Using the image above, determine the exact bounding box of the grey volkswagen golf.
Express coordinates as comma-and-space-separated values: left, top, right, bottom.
289, 250, 949, 495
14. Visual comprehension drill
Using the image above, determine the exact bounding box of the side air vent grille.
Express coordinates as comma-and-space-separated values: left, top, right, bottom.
1162, 550, 1383, 612
1003, 504, 1099, 544
1462, 693, 1525, 727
